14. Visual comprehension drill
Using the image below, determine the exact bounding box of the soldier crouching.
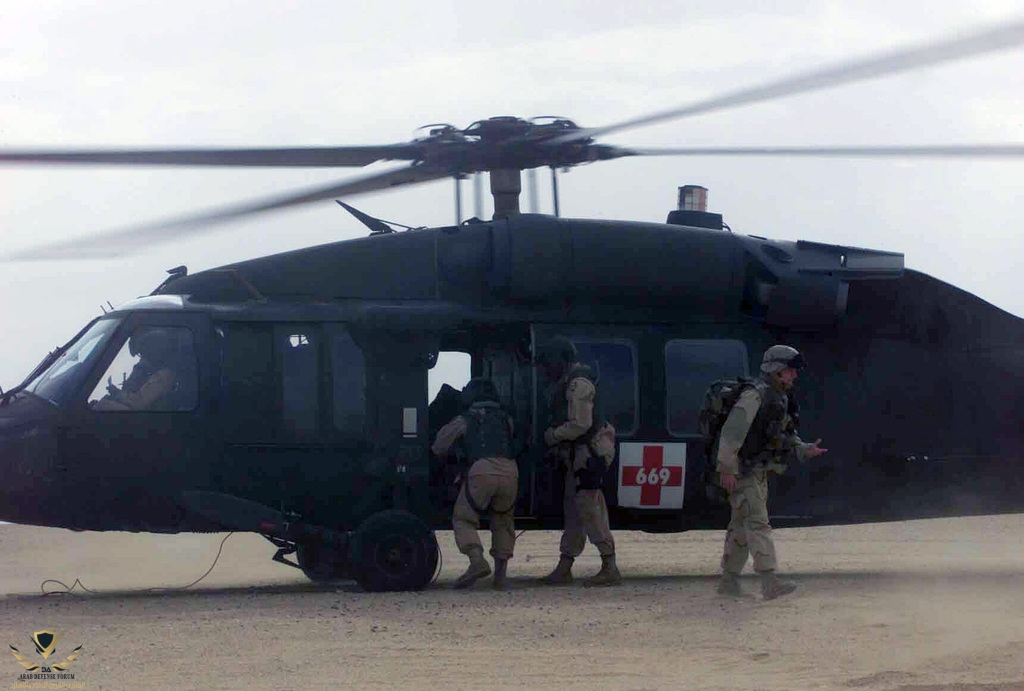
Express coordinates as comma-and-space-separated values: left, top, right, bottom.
431, 378, 518, 590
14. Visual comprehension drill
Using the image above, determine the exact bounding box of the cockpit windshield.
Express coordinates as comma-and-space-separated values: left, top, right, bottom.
24, 318, 122, 406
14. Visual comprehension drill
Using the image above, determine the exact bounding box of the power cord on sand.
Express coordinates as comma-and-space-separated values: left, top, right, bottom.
430, 536, 443, 586
40, 533, 235, 596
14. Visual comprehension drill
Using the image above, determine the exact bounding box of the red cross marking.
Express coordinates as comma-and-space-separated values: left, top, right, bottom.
621, 445, 683, 506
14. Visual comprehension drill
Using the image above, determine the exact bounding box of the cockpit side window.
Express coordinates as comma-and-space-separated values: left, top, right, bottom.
26, 318, 122, 406
88, 325, 198, 412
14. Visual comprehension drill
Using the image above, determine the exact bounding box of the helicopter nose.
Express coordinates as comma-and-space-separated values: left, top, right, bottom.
0, 407, 62, 523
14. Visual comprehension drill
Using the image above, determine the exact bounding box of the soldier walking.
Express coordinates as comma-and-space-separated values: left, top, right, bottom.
716, 345, 828, 600
535, 337, 620, 587
432, 378, 518, 590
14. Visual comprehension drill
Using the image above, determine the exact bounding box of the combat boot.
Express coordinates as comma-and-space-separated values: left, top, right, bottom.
540, 555, 574, 585
492, 558, 508, 590
454, 545, 491, 589
716, 571, 743, 597
760, 571, 797, 600
584, 554, 622, 587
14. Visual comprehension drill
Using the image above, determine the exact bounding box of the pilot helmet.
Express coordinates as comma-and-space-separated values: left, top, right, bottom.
130, 328, 180, 365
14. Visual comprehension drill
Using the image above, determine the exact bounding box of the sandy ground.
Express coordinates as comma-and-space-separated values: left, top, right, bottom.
0, 516, 1022, 691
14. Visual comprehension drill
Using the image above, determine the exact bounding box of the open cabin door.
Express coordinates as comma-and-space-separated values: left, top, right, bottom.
477, 331, 534, 517
424, 325, 533, 523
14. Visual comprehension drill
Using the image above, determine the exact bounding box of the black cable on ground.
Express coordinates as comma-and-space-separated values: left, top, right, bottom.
40, 532, 235, 596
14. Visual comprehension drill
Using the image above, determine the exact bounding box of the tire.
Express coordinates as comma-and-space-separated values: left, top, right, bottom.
296, 540, 351, 583
349, 510, 439, 592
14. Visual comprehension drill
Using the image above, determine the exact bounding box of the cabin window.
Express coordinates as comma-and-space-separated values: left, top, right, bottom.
665, 339, 749, 436
219, 324, 275, 439
280, 328, 318, 435
573, 339, 638, 436
88, 325, 198, 412
331, 329, 366, 436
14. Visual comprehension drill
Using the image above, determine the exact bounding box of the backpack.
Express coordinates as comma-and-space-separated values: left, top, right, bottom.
461, 401, 513, 463
697, 377, 756, 458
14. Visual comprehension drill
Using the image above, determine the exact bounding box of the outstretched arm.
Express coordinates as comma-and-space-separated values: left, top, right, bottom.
795, 438, 828, 460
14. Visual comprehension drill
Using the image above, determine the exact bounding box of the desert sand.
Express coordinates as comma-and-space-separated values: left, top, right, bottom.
0, 515, 1022, 690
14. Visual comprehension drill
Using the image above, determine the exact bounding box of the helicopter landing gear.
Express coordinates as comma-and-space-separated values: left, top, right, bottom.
256, 522, 353, 584
350, 510, 439, 592
296, 539, 351, 583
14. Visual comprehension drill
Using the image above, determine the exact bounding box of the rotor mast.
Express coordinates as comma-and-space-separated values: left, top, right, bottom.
490, 169, 522, 219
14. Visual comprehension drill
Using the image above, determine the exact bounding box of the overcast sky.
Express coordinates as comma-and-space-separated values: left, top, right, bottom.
2, 1, 1023, 389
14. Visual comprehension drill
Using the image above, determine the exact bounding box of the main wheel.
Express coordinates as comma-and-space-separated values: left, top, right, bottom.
349, 510, 439, 592
296, 540, 351, 583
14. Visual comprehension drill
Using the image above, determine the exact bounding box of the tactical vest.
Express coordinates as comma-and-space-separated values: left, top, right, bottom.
460, 401, 513, 462
549, 364, 602, 442
737, 379, 794, 472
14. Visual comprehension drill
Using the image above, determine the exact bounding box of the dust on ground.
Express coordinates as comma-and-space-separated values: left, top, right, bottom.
0, 514, 1022, 690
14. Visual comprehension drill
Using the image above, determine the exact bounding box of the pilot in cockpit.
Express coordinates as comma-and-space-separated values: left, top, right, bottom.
91, 328, 193, 412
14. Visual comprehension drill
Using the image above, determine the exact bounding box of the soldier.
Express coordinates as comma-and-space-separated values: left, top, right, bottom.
716, 344, 828, 600
91, 328, 191, 411
431, 378, 518, 590
536, 337, 620, 587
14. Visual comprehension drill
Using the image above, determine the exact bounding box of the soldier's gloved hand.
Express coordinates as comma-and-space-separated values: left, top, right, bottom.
543, 428, 557, 446
719, 473, 738, 494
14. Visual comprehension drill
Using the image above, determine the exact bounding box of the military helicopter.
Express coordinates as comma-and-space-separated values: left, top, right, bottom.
1, 19, 1024, 592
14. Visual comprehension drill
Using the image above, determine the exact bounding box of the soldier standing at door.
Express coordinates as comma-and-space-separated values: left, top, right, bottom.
535, 337, 620, 587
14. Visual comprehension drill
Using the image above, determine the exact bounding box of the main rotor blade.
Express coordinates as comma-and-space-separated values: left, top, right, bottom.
626, 144, 1024, 158
0, 144, 421, 167
552, 17, 1024, 144
5, 164, 450, 260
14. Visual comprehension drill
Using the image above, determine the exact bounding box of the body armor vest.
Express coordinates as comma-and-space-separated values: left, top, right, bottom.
460, 401, 512, 462
549, 364, 601, 441
737, 379, 793, 472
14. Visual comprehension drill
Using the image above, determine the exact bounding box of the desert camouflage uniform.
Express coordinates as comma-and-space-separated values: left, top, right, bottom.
546, 369, 615, 558
716, 377, 812, 576
432, 415, 518, 559
91, 367, 176, 411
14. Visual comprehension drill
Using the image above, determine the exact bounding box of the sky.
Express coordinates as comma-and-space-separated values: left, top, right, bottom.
1, 0, 1023, 390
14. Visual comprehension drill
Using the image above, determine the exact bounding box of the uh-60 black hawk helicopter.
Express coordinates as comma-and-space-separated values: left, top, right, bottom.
2, 20, 1024, 592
